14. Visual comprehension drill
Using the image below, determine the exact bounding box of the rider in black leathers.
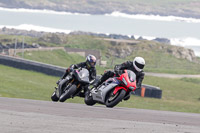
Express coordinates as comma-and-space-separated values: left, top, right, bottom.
94, 57, 145, 100
57, 54, 97, 97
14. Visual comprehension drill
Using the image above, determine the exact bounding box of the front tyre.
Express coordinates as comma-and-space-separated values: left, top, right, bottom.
105, 89, 126, 108
84, 91, 96, 106
59, 84, 77, 102
51, 91, 59, 102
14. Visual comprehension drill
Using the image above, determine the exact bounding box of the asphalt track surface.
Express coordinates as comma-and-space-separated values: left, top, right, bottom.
0, 97, 200, 133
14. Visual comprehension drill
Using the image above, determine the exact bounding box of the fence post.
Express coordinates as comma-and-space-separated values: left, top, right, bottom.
14, 38, 17, 56
22, 37, 24, 58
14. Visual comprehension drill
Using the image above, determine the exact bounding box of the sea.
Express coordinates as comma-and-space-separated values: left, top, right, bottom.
0, 7, 200, 56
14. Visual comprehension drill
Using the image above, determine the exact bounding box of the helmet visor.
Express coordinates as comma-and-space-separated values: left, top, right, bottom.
89, 62, 96, 67
135, 61, 144, 69
89, 56, 96, 67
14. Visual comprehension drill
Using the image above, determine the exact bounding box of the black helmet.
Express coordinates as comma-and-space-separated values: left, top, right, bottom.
86, 54, 96, 68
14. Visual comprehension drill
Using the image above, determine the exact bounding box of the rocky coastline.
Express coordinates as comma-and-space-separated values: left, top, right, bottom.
0, 1, 200, 19
0, 27, 198, 63
0, 27, 170, 44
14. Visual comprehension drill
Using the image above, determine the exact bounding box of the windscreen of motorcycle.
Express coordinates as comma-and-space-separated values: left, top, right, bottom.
77, 68, 90, 83
127, 70, 136, 82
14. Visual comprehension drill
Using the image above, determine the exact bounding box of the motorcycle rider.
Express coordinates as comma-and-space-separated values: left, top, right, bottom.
94, 57, 145, 100
57, 54, 97, 97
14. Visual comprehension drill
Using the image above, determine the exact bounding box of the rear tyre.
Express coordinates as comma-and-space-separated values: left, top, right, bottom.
105, 89, 126, 108
84, 91, 96, 106
51, 91, 59, 102
59, 84, 77, 102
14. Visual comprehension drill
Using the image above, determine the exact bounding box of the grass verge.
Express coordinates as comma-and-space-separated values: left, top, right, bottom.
0, 64, 200, 113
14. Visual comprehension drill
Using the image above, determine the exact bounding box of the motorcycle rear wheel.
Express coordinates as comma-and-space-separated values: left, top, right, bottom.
59, 84, 77, 102
84, 91, 96, 106
105, 89, 126, 108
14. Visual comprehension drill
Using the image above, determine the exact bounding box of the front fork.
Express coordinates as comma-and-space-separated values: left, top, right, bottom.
56, 78, 74, 98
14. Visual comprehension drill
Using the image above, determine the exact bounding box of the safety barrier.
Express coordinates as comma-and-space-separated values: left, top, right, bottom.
0, 54, 65, 77
0, 54, 162, 99
133, 84, 162, 99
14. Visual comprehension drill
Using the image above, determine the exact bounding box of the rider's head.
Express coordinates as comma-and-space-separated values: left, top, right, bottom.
86, 54, 96, 68
133, 57, 145, 72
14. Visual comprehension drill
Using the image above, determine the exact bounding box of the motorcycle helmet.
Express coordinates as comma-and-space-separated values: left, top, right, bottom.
86, 54, 96, 68
133, 57, 145, 72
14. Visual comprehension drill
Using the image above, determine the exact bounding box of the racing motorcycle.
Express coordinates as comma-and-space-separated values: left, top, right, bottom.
84, 70, 137, 108
51, 67, 91, 102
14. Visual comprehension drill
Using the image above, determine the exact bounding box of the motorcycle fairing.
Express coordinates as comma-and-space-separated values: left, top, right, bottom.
113, 86, 128, 95
92, 81, 118, 103
74, 68, 90, 84
117, 70, 137, 90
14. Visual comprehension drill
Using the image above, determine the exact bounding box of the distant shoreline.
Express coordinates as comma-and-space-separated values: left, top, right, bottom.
1, 26, 200, 57
0, 5, 200, 19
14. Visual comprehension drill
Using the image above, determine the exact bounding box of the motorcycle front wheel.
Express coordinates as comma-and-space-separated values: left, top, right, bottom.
51, 91, 59, 102
59, 84, 77, 102
105, 89, 126, 108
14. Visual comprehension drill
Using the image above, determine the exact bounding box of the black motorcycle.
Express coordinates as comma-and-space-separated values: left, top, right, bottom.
51, 67, 92, 102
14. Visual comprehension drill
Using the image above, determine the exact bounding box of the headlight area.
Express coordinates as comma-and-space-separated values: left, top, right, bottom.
122, 77, 128, 86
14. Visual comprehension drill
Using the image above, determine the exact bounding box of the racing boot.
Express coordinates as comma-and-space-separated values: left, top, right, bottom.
93, 71, 113, 89
78, 87, 88, 97
93, 79, 102, 89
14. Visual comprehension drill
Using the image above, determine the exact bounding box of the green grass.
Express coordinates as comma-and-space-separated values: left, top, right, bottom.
129, 50, 200, 74
0, 64, 57, 100
0, 64, 200, 113
18, 49, 85, 68
0, 64, 85, 103
18, 47, 200, 75
66, 35, 109, 51
17, 49, 105, 75
0, 34, 37, 45
180, 78, 200, 85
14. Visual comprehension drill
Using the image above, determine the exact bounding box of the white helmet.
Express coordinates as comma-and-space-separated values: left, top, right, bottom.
133, 57, 145, 72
